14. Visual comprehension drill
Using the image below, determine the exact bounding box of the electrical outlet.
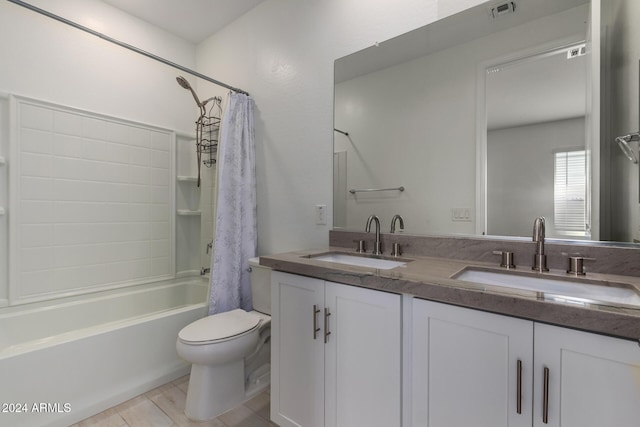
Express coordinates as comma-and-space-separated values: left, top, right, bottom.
315, 204, 327, 225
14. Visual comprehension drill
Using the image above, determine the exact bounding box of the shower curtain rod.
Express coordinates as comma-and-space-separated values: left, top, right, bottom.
7, 0, 250, 96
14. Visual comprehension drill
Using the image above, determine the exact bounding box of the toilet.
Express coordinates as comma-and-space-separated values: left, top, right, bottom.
176, 258, 271, 421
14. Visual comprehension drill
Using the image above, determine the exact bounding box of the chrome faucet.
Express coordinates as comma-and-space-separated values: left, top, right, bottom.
389, 214, 404, 257
532, 217, 549, 272
365, 215, 383, 255
390, 214, 405, 233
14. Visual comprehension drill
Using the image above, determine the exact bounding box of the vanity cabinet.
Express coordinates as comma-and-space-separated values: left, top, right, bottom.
412, 298, 640, 427
411, 299, 534, 427
271, 271, 401, 427
533, 323, 640, 427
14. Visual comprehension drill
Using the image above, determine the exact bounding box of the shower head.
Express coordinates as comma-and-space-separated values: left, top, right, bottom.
176, 76, 203, 108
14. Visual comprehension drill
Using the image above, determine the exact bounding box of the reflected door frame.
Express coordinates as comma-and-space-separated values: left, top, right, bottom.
475, 33, 599, 239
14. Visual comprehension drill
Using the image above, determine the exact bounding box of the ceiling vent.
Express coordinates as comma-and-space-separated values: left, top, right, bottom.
567, 44, 587, 59
490, 1, 516, 19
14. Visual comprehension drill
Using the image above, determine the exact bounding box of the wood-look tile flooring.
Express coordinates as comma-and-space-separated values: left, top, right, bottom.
71, 375, 276, 427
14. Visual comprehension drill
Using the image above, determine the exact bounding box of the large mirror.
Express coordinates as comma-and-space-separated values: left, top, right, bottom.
334, 0, 640, 244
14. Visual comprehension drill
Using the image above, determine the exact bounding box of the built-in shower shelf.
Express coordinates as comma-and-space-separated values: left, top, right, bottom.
177, 176, 198, 182
177, 209, 201, 216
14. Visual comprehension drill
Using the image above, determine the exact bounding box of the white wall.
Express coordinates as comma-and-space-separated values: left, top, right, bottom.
0, 0, 199, 304
194, 0, 498, 255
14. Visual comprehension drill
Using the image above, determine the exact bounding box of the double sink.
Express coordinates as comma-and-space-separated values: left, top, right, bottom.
304, 251, 640, 309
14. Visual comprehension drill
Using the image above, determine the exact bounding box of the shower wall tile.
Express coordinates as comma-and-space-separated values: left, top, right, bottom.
151, 150, 170, 169
21, 152, 52, 177
53, 110, 83, 136
151, 168, 169, 186
129, 146, 150, 166
21, 176, 54, 200
12, 98, 174, 303
20, 103, 53, 131
129, 165, 151, 185
20, 200, 53, 224
151, 131, 171, 151
21, 128, 52, 154
20, 224, 53, 248
53, 134, 85, 158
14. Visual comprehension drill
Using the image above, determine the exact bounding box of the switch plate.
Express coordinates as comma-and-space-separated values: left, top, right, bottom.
451, 207, 472, 222
315, 204, 327, 225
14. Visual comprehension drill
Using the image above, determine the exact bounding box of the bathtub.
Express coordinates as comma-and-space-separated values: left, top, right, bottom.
0, 278, 209, 427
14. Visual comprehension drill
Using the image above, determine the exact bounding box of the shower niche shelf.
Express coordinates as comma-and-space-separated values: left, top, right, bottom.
176, 133, 202, 278
177, 209, 201, 216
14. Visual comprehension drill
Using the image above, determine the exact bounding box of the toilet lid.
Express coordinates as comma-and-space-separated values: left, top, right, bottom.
179, 309, 261, 343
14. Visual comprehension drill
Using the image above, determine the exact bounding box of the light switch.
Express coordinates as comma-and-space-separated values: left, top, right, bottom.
315, 204, 327, 225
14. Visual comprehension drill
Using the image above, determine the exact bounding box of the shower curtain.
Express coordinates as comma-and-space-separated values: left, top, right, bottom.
208, 93, 256, 314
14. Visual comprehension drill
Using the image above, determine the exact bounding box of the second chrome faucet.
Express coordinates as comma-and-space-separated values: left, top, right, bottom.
365, 215, 383, 255
532, 216, 549, 272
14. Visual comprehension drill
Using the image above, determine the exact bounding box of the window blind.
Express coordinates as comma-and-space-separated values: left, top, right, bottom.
554, 150, 586, 232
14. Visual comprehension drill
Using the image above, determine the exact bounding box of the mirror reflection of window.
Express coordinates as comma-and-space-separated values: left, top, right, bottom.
554, 149, 587, 236
485, 43, 589, 239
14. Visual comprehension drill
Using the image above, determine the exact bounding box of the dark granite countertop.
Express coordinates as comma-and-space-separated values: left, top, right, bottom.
260, 247, 640, 343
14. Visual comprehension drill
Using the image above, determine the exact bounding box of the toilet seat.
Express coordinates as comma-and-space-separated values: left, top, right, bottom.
178, 309, 261, 345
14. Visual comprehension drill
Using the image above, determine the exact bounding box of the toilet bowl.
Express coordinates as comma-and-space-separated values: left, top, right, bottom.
176, 258, 271, 421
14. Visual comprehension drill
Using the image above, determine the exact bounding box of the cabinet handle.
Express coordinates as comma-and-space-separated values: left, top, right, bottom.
324, 307, 331, 343
313, 305, 321, 339
516, 359, 522, 415
542, 367, 550, 424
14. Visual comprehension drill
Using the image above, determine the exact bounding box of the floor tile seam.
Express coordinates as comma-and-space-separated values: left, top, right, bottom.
114, 394, 172, 427
146, 393, 183, 426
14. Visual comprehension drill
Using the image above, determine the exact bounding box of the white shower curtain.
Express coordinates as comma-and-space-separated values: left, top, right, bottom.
208, 93, 256, 314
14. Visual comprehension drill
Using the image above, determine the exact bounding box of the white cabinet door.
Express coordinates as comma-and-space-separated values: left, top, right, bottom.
324, 281, 401, 427
271, 271, 325, 427
271, 272, 402, 427
412, 299, 533, 427
534, 323, 640, 427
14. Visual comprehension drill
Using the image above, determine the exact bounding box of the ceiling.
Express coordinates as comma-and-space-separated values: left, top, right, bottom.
102, 0, 266, 44
487, 46, 587, 130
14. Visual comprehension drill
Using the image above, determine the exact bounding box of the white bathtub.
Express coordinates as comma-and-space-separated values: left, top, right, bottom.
0, 278, 209, 427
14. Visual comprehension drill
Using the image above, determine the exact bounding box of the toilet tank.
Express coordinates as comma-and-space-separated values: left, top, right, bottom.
249, 257, 271, 315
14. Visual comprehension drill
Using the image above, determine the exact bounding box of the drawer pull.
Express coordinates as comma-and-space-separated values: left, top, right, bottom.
517, 359, 522, 415
313, 305, 320, 340
324, 308, 331, 343
542, 367, 550, 424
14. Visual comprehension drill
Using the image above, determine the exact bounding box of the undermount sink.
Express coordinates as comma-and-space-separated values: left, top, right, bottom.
306, 252, 412, 270
454, 267, 640, 308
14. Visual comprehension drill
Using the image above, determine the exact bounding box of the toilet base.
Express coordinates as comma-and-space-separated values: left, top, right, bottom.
185, 359, 245, 421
